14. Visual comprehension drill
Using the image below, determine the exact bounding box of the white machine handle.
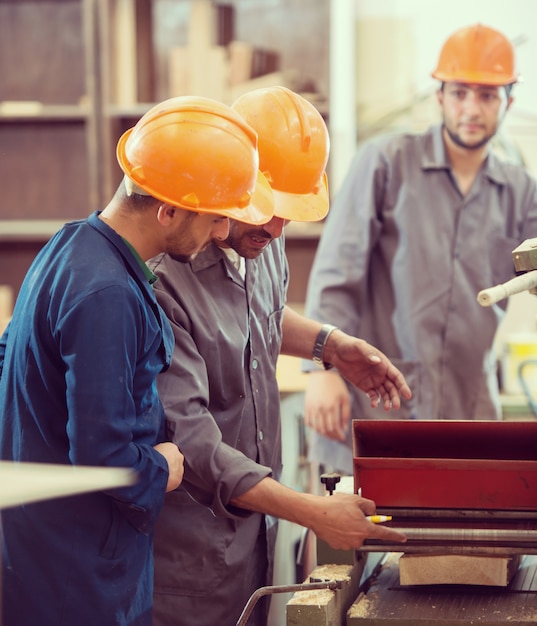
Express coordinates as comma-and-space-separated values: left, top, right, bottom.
477, 269, 537, 306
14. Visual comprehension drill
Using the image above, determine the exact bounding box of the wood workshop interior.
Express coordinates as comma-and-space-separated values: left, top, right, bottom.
1, 1, 537, 625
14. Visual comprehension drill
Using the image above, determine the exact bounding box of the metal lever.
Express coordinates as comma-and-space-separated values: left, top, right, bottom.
236, 579, 343, 626
477, 269, 537, 306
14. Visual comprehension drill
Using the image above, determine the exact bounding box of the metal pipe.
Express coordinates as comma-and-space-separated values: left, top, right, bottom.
376, 508, 537, 520
358, 544, 536, 555
477, 269, 537, 306
391, 527, 537, 543
361, 526, 537, 554
236, 580, 342, 626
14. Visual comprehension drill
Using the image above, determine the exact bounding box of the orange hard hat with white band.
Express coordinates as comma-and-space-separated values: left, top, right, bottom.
432, 23, 519, 86
232, 86, 330, 222
116, 96, 274, 225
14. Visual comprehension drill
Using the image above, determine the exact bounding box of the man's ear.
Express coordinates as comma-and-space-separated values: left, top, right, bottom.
436, 88, 444, 106
156, 203, 176, 226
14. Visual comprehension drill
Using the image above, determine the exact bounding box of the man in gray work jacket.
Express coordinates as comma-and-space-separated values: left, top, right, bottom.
303, 23, 537, 474
149, 87, 410, 626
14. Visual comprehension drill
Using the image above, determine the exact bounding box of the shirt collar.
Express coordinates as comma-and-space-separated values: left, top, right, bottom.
189, 242, 247, 286
189, 241, 224, 273
122, 238, 158, 284
421, 123, 509, 186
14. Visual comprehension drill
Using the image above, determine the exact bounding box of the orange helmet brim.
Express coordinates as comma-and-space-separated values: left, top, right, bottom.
271, 172, 329, 222
213, 170, 275, 225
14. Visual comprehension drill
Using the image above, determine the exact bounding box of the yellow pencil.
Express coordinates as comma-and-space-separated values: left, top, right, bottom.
366, 515, 392, 523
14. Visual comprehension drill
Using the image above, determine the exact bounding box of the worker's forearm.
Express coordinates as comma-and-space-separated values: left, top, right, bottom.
230, 477, 408, 550
280, 305, 324, 359
280, 305, 346, 365
230, 476, 318, 525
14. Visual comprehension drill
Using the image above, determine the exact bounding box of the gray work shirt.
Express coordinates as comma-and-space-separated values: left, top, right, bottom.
305, 124, 537, 469
148, 238, 288, 625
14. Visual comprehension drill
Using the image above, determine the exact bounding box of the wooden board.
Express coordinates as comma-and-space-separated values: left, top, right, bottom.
287, 563, 362, 626
348, 553, 537, 625
399, 553, 522, 587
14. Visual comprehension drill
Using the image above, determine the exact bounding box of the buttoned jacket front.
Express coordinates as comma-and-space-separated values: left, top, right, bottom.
306, 124, 537, 467
149, 238, 288, 625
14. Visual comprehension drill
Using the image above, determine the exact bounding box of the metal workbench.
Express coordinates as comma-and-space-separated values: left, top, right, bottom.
286, 551, 537, 625
348, 552, 537, 625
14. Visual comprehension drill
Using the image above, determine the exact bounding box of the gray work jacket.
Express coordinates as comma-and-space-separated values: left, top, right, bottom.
148, 238, 288, 625
305, 124, 537, 468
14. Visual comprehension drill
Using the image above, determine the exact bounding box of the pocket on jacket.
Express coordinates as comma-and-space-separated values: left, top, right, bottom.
390, 358, 421, 418
153, 488, 231, 595
489, 236, 520, 288
266, 307, 284, 363
99, 500, 130, 561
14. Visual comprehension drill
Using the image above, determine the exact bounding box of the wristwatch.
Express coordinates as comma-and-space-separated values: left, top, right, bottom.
312, 323, 338, 370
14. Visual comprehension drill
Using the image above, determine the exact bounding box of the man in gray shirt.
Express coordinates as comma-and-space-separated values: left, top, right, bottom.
304, 23, 537, 474
149, 87, 410, 626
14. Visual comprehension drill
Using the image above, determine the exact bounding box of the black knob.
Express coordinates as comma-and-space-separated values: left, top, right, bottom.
320, 472, 341, 496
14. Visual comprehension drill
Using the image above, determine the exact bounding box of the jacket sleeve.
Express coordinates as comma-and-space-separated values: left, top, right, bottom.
154, 283, 270, 519
0, 322, 8, 379
303, 140, 388, 369
58, 284, 169, 532
518, 170, 537, 244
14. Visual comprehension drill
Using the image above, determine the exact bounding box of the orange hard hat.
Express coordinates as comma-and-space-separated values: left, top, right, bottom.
116, 96, 274, 225
432, 24, 518, 86
232, 86, 329, 222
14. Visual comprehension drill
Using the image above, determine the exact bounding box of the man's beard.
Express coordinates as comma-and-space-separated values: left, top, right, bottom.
444, 123, 493, 151
168, 251, 196, 263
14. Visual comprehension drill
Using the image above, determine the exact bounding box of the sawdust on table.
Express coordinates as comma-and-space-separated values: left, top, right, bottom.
348, 596, 372, 618
311, 564, 352, 580
287, 564, 353, 606
287, 588, 334, 606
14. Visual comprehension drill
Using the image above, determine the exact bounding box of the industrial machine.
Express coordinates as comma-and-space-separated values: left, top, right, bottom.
280, 238, 537, 625
281, 418, 537, 626
477, 237, 537, 306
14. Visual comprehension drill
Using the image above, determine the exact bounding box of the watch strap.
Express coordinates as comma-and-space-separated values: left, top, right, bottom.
312, 324, 338, 370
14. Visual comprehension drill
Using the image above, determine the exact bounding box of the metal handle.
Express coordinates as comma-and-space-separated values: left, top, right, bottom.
477, 269, 537, 306
236, 580, 342, 626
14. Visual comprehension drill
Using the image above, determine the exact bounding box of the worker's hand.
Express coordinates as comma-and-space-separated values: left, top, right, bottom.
309, 493, 407, 550
323, 331, 412, 411
230, 478, 406, 550
154, 442, 185, 492
304, 370, 351, 441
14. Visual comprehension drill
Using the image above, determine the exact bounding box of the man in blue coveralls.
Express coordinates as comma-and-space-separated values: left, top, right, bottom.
0, 96, 274, 626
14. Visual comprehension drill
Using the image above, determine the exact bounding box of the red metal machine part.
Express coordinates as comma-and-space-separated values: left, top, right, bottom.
353, 420, 537, 554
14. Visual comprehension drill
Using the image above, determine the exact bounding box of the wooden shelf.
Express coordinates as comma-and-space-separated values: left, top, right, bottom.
0, 0, 96, 293
0, 221, 68, 241
105, 103, 154, 118
1, 0, 329, 302
0, 103, 90, 122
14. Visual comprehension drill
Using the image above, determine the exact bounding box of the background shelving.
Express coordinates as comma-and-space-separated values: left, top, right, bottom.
0, 0, 329, 301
